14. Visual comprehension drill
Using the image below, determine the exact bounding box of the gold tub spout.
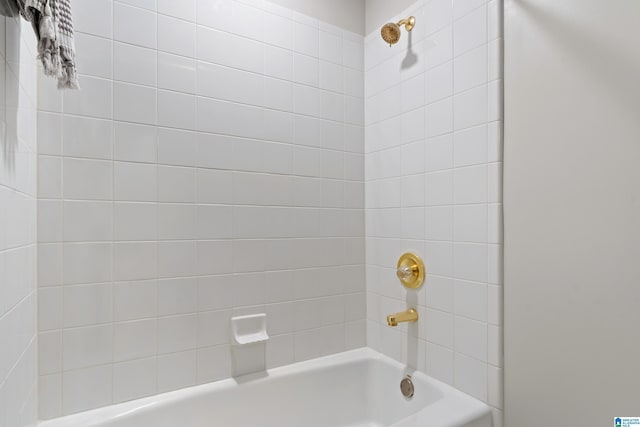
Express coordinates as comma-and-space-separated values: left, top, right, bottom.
386, 308, 418, 327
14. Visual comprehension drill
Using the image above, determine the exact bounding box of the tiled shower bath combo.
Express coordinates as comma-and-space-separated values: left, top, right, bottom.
0, 0, 503, 426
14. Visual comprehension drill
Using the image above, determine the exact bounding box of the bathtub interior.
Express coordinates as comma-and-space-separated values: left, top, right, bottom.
48, 353, 447, 427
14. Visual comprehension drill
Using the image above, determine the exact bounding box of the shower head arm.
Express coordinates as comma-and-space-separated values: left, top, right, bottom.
396, 16, 416, 32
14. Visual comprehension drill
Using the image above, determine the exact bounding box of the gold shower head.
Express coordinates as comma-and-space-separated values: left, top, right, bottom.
381, 22, 401, 45
381, 16, 416, 46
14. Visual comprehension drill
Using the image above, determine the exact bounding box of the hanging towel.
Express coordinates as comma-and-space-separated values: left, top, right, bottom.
16, 0, 79, 89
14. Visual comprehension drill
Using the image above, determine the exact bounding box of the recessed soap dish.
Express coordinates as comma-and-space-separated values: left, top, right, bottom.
231, 313, 269, 345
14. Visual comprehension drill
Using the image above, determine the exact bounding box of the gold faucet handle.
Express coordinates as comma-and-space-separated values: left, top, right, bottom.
396, 253, 425, 289
396, 264, 416, 280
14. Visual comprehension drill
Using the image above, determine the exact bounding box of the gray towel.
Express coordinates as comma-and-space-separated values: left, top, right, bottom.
17, 0, 79, 89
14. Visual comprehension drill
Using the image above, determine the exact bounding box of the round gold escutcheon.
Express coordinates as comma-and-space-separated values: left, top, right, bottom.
396, 252, 425, 289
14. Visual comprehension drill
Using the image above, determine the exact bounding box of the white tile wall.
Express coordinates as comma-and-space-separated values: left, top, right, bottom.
26, 0, 504, 422
364, 0, 503, 425
37, 0, 365, 419
0, 16, 39, 427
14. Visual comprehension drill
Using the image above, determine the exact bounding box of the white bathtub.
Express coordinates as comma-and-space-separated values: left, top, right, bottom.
38, 348, 492, 427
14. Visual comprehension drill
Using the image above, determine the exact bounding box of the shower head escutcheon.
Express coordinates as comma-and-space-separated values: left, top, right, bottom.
381, 16, 416, 46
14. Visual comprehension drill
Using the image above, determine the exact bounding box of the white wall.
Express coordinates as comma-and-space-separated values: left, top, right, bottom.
504, 0, 640, 425
37, 0, 365, 418
364, 0, 503, 425
0, 15, 39, 427
268, 0, 365, 35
